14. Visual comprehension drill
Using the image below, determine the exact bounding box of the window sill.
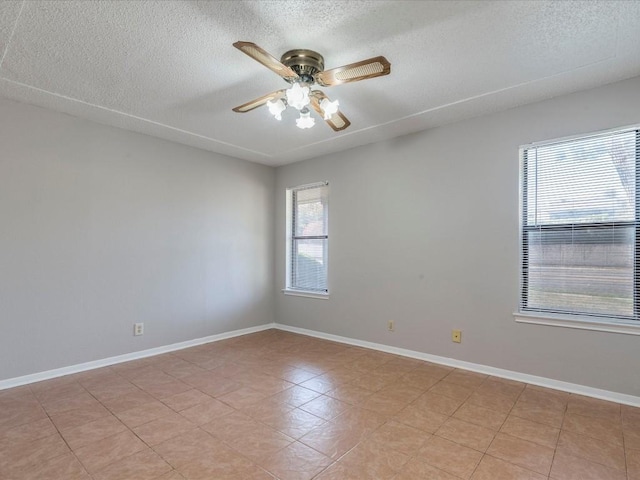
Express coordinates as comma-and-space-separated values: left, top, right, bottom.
514, 311, 640, 336
282, 289, 329, 300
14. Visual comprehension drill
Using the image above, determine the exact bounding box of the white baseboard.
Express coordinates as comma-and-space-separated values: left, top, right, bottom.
0, 323, 277, 391
273, 323, 640, 408
4, 321, 639, 408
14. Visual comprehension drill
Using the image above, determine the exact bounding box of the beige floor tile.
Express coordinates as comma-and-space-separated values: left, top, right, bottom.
270, 385, 322, 407
414, 391, 465, 416
394, 457, 460, 480
367, 420, 431, 455
13, 452, 91, 480
562, 411, 623, 446
567, 394, 621, 421
74, 430, 146, 473
511, 398, 566, 428
0, 417, 58, 448
417, 436, 482, 479
260, 441, 331, 480
394, 402, 449, 433
550, 451, 626, 480
429, 380, 474, 401
115, 400, 174, 428
40, 391, 99, 416
313, 462, 363, 480
140, 379, 193, 399
486, 432, 554, 475
87, 381, 141, 403
416, 435, 483, 479
325, 383, 373, 405
299, 375, 340, 394
153, 471, 187, 479
522, 384, 569, 404
359, 390, 412, 416
414, 363, 455, 380
246, 377, 294, 397
153, 428, 223, 469
400, 370, 441, 390
263, 407, 326, 439
161, 388, 212, 412
348, 373, 394, 392
556, 429, 625, 471
442, 369, 487, 388
500, 415, 560, 448
217, 385, 269, 409
179, 397, 234, 425
625, 421, 640, 450
99, 389, 156, 413
200, 410, 260, 442
132, 412, 197, 446
339, 437, 409, 478
453, 402, 508, 431
278, 367, 320, 385
0, 433, 70, 477
466, 390, 516, 414
50, 402, 111, 431
628, 447, 640, 480
471, 454, 546, 480
61, 415, 127, 450
436, 417, 496, 452
0, 399, 47, 431
0, 331, 635, 480
31, 380, 86, 403
477, 378, 525, 400
299, 420, 367, 459
91, 448, 172, 480
223, 423, 294, 463
298, 395, 350, 421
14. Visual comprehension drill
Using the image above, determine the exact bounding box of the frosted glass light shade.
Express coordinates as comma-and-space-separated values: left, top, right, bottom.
286, 83, 310, 110
266, 99, 286, 120
296, 108, 315, 129
320, 98, 339, 120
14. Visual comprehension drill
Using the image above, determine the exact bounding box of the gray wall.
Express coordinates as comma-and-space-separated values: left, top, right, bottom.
275, 76, 640, 396
0, 98, 275, 380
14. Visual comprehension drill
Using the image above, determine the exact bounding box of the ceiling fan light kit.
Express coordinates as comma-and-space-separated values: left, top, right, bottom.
232, 42, 391, 131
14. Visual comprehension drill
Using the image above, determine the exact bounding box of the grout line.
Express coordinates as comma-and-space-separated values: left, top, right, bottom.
0, 0, 25, 72
30, 382, 94, 479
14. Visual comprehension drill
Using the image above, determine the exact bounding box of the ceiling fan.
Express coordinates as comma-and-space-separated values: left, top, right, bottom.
232, 42, 391, 131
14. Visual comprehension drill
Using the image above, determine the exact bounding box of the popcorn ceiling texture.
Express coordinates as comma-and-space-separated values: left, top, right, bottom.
1, 0, 640, 166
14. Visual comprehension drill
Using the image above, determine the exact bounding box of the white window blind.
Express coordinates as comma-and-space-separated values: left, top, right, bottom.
521, 127, 640, 321
288, 182, 328, 293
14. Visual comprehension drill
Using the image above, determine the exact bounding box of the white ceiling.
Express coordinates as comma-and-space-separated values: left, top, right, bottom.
1, 1, 640, 167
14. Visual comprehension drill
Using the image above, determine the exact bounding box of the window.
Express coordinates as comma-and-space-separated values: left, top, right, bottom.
520, 126, 640, 324
285, 182, 329, 295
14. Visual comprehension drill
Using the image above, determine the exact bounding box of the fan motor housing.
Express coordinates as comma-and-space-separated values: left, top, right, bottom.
281, 49, 324, 83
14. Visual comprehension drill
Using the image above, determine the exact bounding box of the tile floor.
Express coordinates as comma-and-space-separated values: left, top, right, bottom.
1, 329, 639, 479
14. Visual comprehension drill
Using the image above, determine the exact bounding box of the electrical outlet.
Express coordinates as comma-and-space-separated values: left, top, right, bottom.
452, 329, 461, 343
134, 323, 144, 336
388, 320, 395, 332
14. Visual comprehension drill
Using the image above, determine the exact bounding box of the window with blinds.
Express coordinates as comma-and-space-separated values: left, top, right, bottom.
520, 126, 640, 322
286, 182, 328, 293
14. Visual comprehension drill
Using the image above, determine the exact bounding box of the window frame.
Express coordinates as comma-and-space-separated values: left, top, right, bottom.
516, 125, 640, 335
283, 182, 329, 299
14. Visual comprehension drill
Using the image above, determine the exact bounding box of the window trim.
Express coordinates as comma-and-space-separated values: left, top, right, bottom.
517, 124, 640, 334
284, 181, 329, 297
514, 311, 640, 336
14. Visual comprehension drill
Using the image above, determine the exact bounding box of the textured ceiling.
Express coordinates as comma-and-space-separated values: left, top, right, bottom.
1, 1, 640, 166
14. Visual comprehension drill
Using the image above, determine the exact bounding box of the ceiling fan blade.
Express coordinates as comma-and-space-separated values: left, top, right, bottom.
233, 41, 299, 82
310, 91, 351, 132
232, 89, 286, 113
315, 56, 391, 87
